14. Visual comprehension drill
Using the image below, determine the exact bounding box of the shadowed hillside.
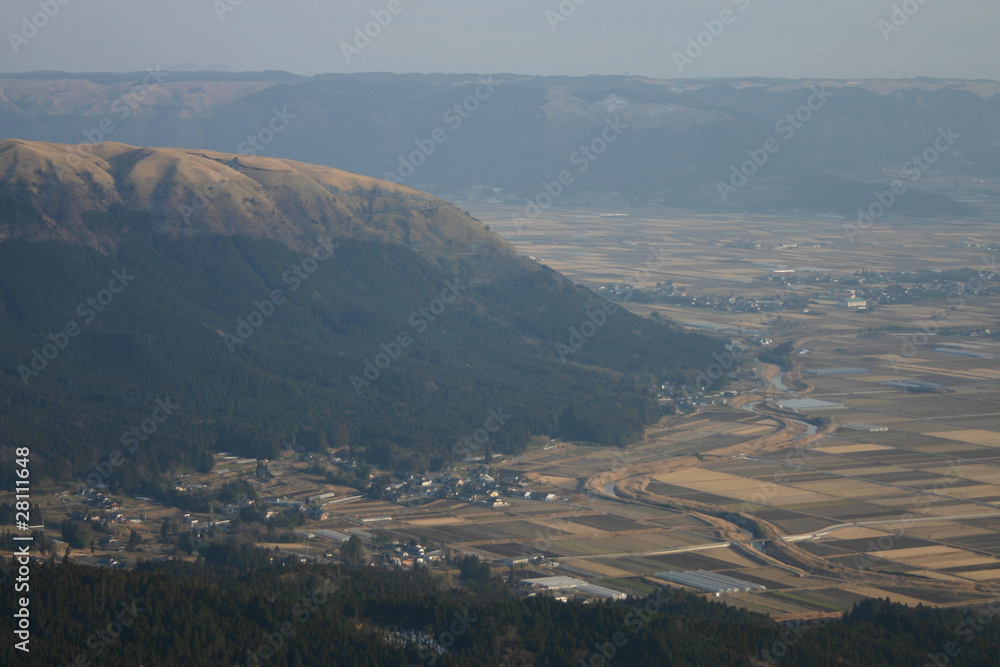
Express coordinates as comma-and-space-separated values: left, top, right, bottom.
0, 141, 724, 489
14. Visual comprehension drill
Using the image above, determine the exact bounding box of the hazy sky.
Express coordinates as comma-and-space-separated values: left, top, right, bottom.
0, 0, 996, 80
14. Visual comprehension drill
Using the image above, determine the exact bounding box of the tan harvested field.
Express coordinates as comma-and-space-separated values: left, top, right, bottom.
935, 430, 1000, 446
354, 206, 1000, 617
958, 570, 1000, 582
822, 443, 894, 454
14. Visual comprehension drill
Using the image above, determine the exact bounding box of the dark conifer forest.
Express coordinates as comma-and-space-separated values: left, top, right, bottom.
0, 214, 724, 492
2, 552, 999, 666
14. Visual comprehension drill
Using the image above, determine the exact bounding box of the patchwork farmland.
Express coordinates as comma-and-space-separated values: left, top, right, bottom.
434, 205, 1000, 618
237, 207, 1000, 620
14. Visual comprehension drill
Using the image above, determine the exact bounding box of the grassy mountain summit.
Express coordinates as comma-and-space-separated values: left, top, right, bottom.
0, 140, 723, 489
0, 139, 507, 255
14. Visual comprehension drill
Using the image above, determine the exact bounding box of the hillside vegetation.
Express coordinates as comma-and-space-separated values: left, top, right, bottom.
0, 143, 724, 489
2, 556, 998, 666
0, 139, 505, 255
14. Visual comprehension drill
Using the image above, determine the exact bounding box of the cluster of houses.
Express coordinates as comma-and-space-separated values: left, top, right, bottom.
97, 534, 126, 553
76, 488, 122, 511
958, 240, 1000, 252
73, 490, 149, 527
594, 279, 812, 314
754, 266, 999, 311
517, 575, 628, 602
224, 492, 334, 522
382, 467, 558, 507
834, 276, 998, 307
377, 542, 445, 569
727, 239, 825, 251
593, 281, 682, 303
681, 293, 809, 314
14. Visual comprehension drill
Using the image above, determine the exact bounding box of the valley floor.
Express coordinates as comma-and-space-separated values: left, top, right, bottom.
444, 205, 1000, 618
9, 206, 1000, 620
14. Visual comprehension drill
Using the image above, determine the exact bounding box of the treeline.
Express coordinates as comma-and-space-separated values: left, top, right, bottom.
0, 225, 723, 490
1, 553, 999, 665
758, 342, 795, 371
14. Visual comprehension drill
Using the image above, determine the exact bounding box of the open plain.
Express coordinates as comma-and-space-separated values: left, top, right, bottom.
426, 204, 1000, 618
26, 205, 1000, 621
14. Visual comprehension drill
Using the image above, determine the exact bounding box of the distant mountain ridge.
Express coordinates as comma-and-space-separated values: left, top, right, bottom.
0, 72, 996, 216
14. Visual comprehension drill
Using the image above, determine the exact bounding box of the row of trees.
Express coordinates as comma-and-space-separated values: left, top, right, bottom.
2, 552, 998, 665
